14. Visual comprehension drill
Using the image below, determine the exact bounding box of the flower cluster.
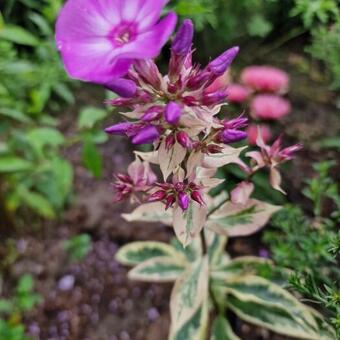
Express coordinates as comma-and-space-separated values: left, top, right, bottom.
56, 0, 301, 245
105, 19, 241, 147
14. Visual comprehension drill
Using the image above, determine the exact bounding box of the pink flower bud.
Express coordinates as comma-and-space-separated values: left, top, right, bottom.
202, 90, 228, 106
148, 190, 167, 202
105, 122, 133, 135
172, 19, 194, 56
134, 59, 161, 89
132, 125, 160, 145
187, 70, 211, 90
279, 144, 303, 161
206, 144, 223, 154
165, 134, 175, 150
178, 191, 190, 211
105, 78, 137, 98
223, 116, 248, 129
209, 46, 239, 76
165, 102, 182, 124
217, 129, 247, 144
141, 106, 163, 122
165, 195, 176, 210
191, 191, 205, 206
176, 131, 191, 149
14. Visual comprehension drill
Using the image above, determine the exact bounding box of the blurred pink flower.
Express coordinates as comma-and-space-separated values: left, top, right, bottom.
251, 95, 291, 120
56, 0, 177, 84
241, 66, 289, 93
247, 124, 272, 145
227, 84, 250, 103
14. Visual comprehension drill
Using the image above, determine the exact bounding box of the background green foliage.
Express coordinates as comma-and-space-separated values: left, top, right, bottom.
170, 0, 340, 89
264, 161, 340, 336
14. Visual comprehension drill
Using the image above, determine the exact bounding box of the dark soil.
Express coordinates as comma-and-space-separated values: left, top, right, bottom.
1, 56, 339, 340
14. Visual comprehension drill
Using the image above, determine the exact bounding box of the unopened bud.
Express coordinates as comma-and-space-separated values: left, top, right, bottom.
141, 106, 163, 122
148, 190, 167, 202
178, 192, 190, 211
176, 131, 191, 149
132, 125, 160, 145
191, 191, 205, 206
172, 19, 194, 56
165, 195, 176, 210
165, 134, 176, 151
209, 46, 239, 76
105, 122, 133, 135
165, 102, 182, 124
105, 78, 137, 98
218, 129, 247, 144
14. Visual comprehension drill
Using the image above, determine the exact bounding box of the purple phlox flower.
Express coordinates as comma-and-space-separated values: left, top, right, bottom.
56, 0, 177, 84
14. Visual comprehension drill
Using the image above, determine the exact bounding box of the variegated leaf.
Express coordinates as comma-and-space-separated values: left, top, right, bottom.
171, 237, 202, 263
211, 256, 273, 282
159, 139, 186, 181
208, 191, 229, 214
207, 199, 281, 237
219, 276, 323, 339
128, 257, 185, 282
170, 297, 209, 340
206, 230, 228, 267
115, 241, 184, 266
173, 202, 207, 247
210, 315, 241, 340
170, 257, 209, 338
227, 296, 322, 340
203, 146, 246, 168
122, 202, 172, 226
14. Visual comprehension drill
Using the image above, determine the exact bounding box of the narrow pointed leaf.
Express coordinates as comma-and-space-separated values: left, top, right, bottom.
122, 202, 172, 225
115, 241, 185, 266
170, 257, 209, 337
128, 257, 185, 282
210, 315, 241, 340
207, 199, 281, 237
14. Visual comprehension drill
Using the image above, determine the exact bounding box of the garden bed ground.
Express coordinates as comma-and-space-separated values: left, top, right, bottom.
1, 52, 339, 339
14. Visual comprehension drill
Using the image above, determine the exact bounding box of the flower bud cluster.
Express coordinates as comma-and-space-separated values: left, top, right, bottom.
148, 181, 205, 212
105, 19, 241, 146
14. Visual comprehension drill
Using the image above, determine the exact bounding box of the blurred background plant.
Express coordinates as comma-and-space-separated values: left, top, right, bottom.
264, 161, 340, 336
0, 274, 42, 340
169, 0, 340, 90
